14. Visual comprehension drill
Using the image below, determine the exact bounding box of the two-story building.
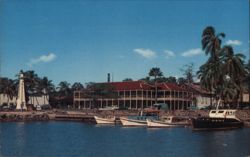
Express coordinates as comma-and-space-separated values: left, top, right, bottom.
74, 81, 193, 110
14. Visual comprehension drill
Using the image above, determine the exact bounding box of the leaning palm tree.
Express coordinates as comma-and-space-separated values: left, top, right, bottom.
199, 26, 225, 107
202, 26, 225, 60
148, 67, 163, 104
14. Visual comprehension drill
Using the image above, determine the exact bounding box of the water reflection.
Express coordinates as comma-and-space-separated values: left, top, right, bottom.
0, 122, 249, 157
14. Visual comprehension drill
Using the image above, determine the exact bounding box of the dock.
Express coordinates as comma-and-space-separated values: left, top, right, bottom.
54, 114, 95, 123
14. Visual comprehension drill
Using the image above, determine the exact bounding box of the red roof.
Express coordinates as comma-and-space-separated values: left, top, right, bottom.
107, 81, 153, 90
157, 83, 188, 91
182, 83, 210, 94
97, 81, 187, 91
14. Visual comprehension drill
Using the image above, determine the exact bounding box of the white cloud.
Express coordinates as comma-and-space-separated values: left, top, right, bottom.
28, 53, 56, 66
164, 50, 175, 58
134, 48, 156, 59
181, 48, 203, 57
226, 40, 242, 46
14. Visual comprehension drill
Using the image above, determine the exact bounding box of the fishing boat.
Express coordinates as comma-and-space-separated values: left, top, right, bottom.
192, 109, 243, 130
120, 116, 149, 126
120, 110, 158, 127
94, 116, 116, 124
147, 116, 189, 128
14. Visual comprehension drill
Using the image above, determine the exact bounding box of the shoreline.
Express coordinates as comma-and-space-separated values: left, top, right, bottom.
1, 109, 250, 126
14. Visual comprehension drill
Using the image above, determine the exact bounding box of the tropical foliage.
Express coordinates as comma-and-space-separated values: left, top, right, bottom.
197, 26, 247, 108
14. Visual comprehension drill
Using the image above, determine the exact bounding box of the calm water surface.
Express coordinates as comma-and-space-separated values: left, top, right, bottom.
0, 122, 250, 157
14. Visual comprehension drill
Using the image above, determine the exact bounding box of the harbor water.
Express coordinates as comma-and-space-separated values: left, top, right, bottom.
0, 122, 250, 157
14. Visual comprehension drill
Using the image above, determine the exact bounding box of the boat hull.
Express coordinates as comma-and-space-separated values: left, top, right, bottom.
192, 117, 243, 131
120, 117, 147, 126
147, 119, 188, 128
94, 116, 116, 124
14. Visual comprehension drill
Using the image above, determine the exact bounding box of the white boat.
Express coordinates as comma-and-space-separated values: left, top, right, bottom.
94, 116, 116, 124
147, 116, 189, 128
120, 117, 148, 126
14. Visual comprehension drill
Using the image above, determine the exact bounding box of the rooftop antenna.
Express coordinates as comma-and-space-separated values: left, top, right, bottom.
112, 73, 114, 82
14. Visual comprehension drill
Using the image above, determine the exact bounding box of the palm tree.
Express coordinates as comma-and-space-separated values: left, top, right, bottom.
202, 26, 225, 60
21, 70, 41, 105
71, 82, 84, 91
199, 26, 248, 108
149, 67, 163, 80
56, 81, 72, 108
220, 46, 246, 107
197, 58, 223, 107
148, 67, 163, 104
0, 78, 16, 106
39, 77, 55, 102
199, 26, 226, 107
57, 81, 71, 97
245, 59, 250, 106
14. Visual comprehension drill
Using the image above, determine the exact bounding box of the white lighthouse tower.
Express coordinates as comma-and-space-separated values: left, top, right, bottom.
16, 72, 27, 110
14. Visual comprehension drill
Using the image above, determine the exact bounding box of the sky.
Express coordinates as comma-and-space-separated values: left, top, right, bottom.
0, 0, 249, 85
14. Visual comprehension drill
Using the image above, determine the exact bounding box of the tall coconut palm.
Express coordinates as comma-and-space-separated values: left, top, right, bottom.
202, 26, 225, 60
199, 26, 225, 107
149, 67, 163, 104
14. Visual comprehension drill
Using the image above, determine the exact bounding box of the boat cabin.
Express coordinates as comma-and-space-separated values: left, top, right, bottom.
209, 110, 237, 119
161, 116, 188, 123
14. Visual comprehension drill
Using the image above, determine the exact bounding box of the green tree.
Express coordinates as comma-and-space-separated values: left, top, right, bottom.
220, 46, 246, 107
245, 59, 250, 106
0, 77, 16, 106
39, 77, 55, 102
71, 82, 84, 91
181, 63, 194, 84
198, 26, 247, 108
148, 67, 163, 104
122, 78, 133, 82
202, 26, 225, 60
21, 70, 40, 104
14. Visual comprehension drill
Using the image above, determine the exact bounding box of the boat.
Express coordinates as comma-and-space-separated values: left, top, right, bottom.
192, 109, 243, 131
120, 116, 149, 126
147, 116, 190, 128
120, 110, 158, 127
94, 116, 116, 124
